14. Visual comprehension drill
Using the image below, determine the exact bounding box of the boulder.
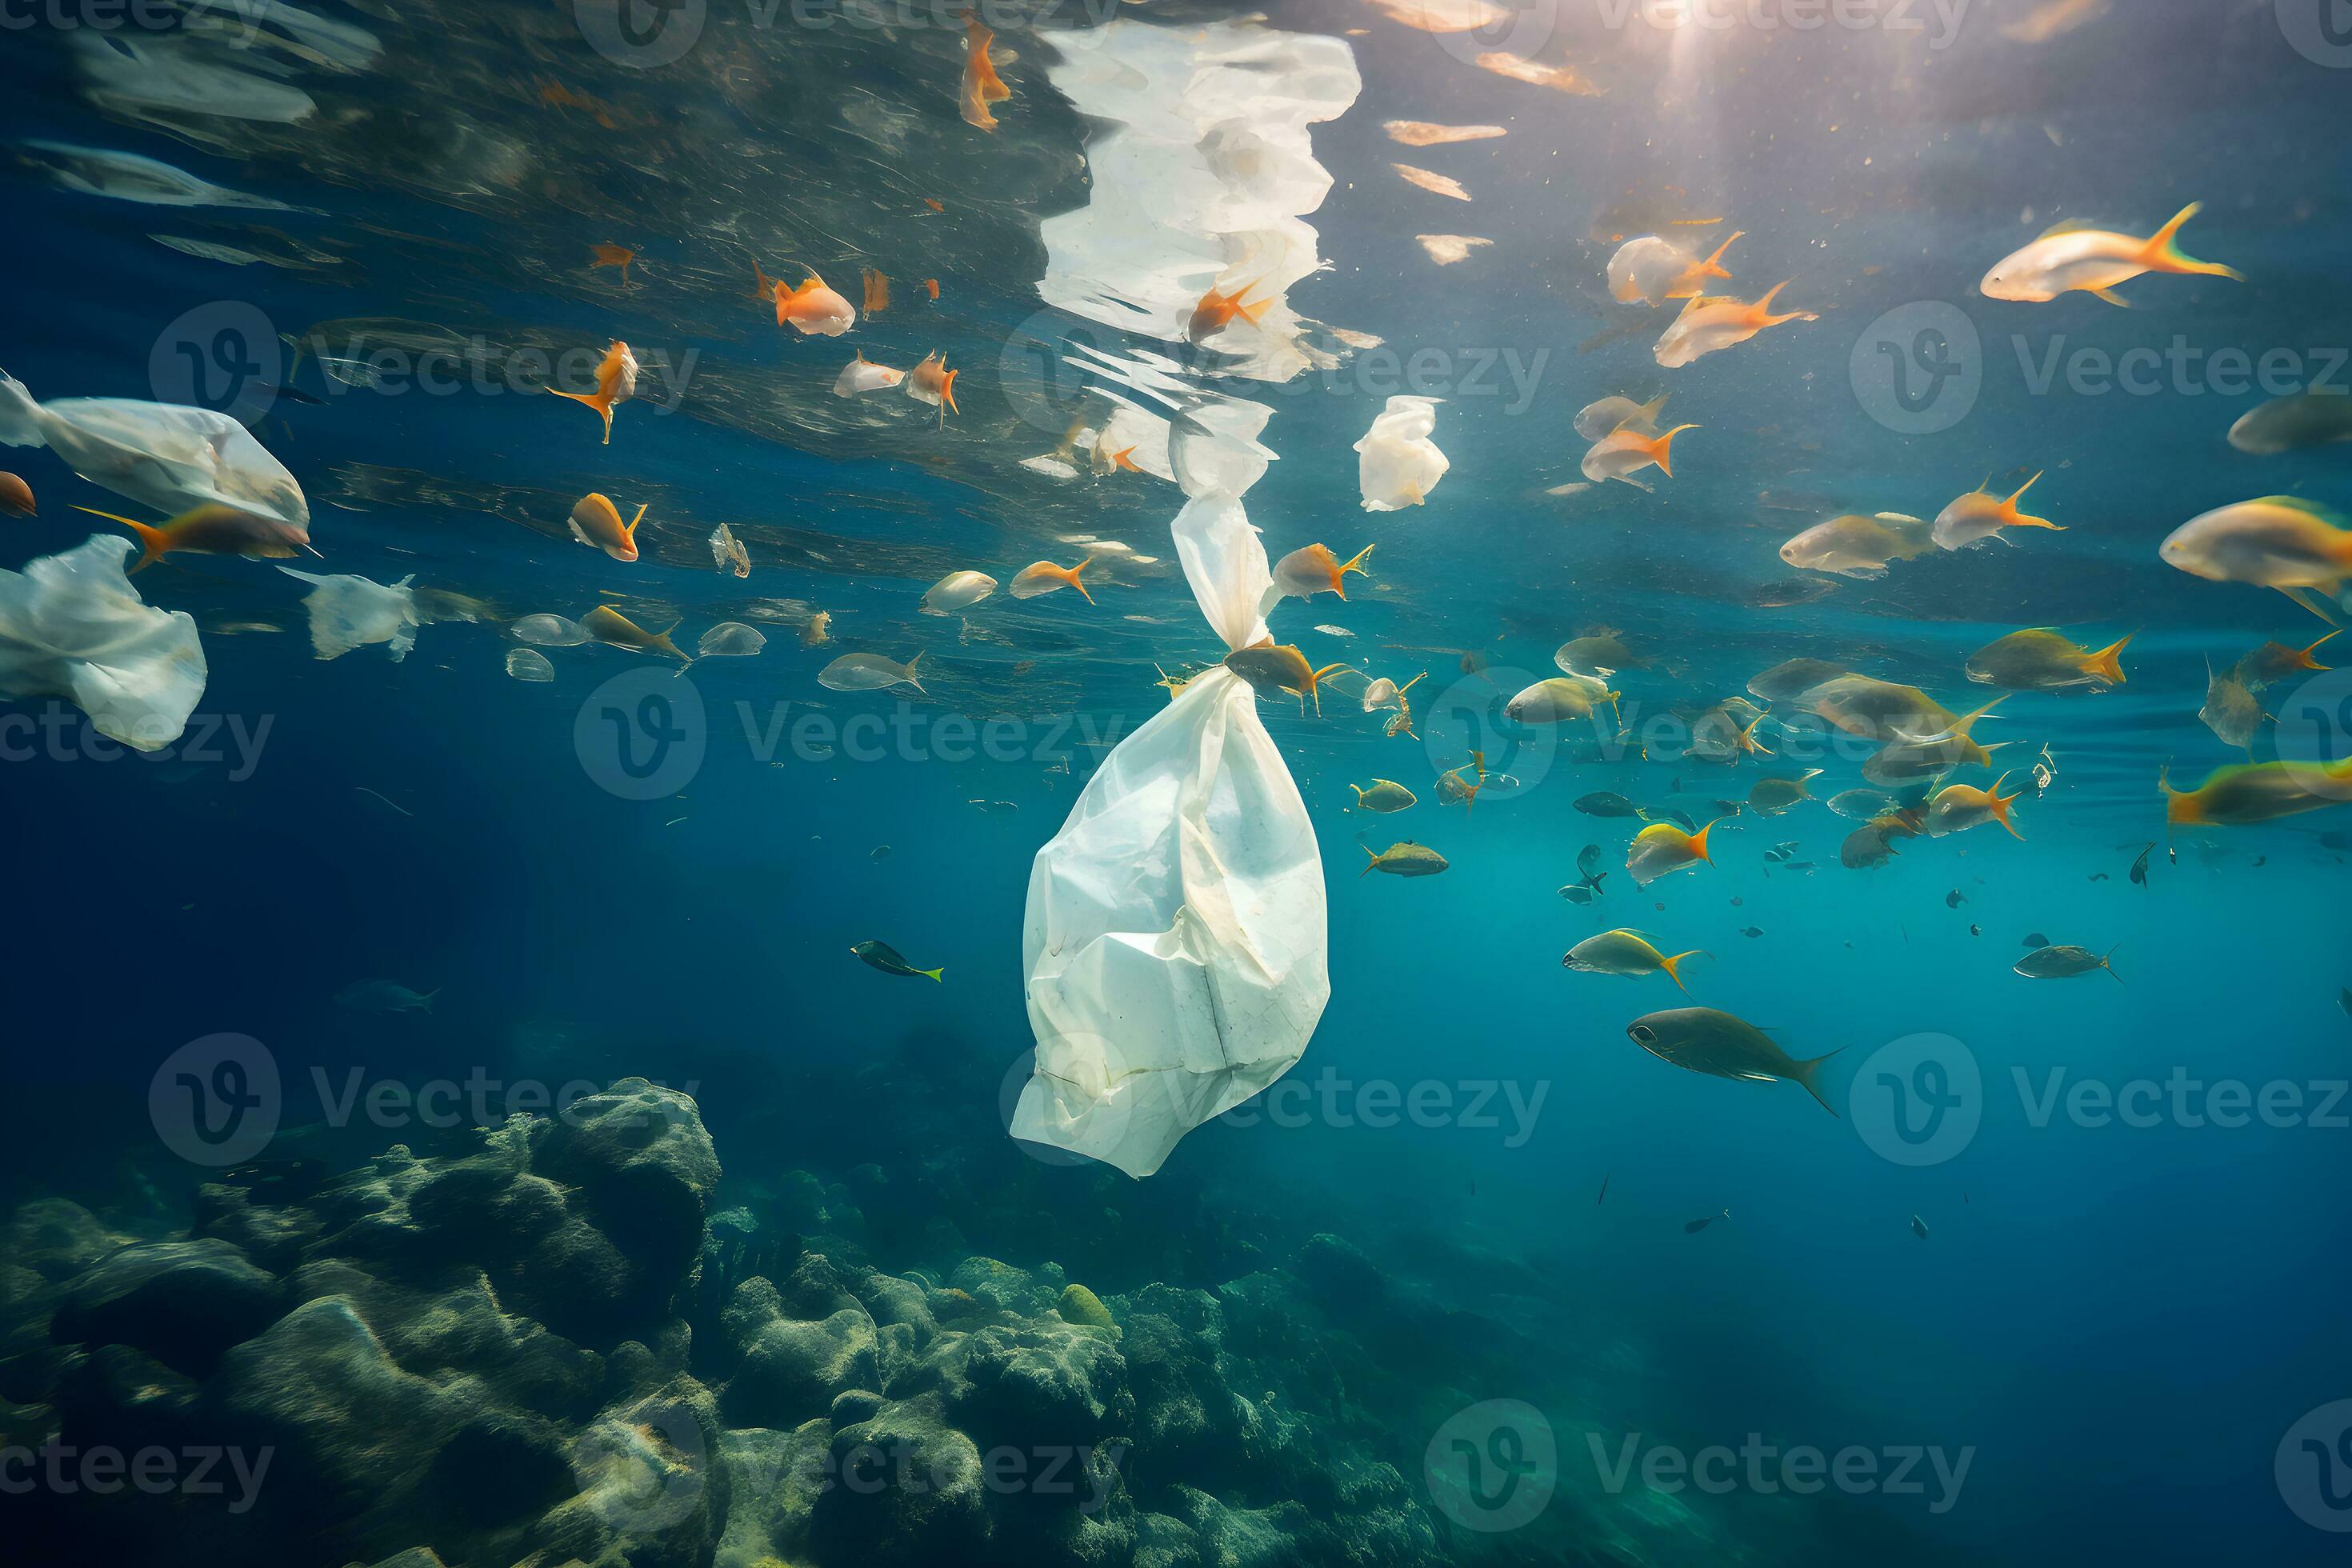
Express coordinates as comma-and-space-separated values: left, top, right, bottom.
50, 1238, 281, 1378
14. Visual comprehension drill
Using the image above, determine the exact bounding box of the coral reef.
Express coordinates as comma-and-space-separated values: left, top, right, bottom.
4, 1075, 1499, 1568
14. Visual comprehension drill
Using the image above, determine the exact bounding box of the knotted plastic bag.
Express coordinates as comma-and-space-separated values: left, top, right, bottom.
0, 370, 309, 528
1355, 394, 1447, 511
0, 533, 206, 750
1014, 486, 1329, 1178
279, 566, 418, 662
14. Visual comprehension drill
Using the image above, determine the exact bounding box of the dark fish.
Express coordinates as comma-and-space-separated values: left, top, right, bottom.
2024, 932, 2050, 948
1597, 1173, 1610, 1206
1684, 1210, 1730, 1234
1730, 897, 1743, 907
1946, 890, 1967, 908
1969, 924, 1982, 937
870, 845, 893, 862
1750, 578, 1837, 609
221, 1156, 327, 1200
2341, 988, 2351, 1023
2129, 844, 2153, 887
1577, 843, 1606, 881
1576, 792, 1646, 818
1910, 1214, 1929, 1242
852, 939, 942, 980
1740, 926, 1764, 938
1667, 810, 1698, 833
253, 382, 326, 406
2088, 873, 2110, 882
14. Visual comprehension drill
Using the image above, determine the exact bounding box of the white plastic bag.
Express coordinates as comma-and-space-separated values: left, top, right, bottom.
1355, 394, 1447, 510
279, 566, 418, 662
0, 534, 206, 750
1015, 489, 1329, 1178
0, 371, 309, 528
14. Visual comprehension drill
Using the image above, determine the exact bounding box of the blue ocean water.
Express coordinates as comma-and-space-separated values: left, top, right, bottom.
3, 2, 2351, 1565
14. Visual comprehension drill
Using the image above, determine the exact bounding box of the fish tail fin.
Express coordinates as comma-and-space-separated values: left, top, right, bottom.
1738, 715, 1774, 756
1957, 694, 2009, 736
1349, 784, 1366, 804
2102, 945, 2123, 984
549, 386, 616, 443
2144, 202, 2244, 280
74, 506, 170, 570
2159, 762, 2205, 826
1699, 230, 1743, 276
419, 988, 440, 1013
1338, 542, 1377, 580
1661, 950, 1707, 995
2297, 630, 2342, 671
1638, 392, 1672, 426
1310, 665, 1350, 718
2086, 633, 2133, 685
1990, 774, 2026, 840
2279, 583, 2345, 626
1647, 424, 1700, 478
1793, 1048, 1846, 1117
1690, 820, 1717, 864
1234, 287, 1274, 326
1999, 472, 2058, 528
939, 367, 959, 417
1399, 671, 1426, 696
923, 967, 945, 982
624, 502, 649, 542
1065, 557, 1094, 603
1360, 844, 1378, 877
904, 650, 926, 692
1754, 281, 1814, 324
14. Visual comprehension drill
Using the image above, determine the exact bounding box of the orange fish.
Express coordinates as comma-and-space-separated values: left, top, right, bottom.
73, 503, 314, 570
923, 278, 941, 300
753, 262, 855, 336
862, 268, 890, 314
1095, 444, 1144, 474
923, 198, 945, 213
961, 15, 1011, 130
1187, 277, 1271, 342
1223, 639, 1350, 715
1010, 558, 1093, 603
538, 78, 618, 129
905, 351, 959, 425
567, 493, 647, 562
590, 243, 634, 285
1271, 542, 1376, 602
0, 470, 32, 518
549, 340, 638, 444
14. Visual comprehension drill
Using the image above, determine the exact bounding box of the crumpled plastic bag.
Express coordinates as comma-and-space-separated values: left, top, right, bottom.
1014, 485, 1330, 1178
1355, 394, 1447, 511
279, 566, 418, 662
0, 533, 206, 750
0, 370, 309, 527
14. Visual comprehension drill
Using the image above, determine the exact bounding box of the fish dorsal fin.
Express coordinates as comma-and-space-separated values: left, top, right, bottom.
2036, 217, 2105, 240
2257, 495, 2349, 526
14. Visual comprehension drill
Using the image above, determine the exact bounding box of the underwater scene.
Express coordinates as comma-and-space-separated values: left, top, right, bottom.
4, 0, 2352, 1563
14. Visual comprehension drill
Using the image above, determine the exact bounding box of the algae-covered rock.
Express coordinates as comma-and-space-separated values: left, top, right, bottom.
721, 1279, 882, 1429
1058, 1282, 1115, 1328
50, 1237, 282, 1378
808, 1391, 991, 1568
